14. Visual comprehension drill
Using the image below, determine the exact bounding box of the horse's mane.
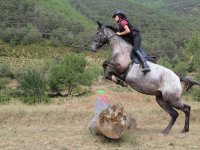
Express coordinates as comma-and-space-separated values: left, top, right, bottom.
106, 25, 118, 32
106, 25, 132, 44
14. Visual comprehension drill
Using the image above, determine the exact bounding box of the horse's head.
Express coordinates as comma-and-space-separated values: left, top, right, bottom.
91, 21, 109, 52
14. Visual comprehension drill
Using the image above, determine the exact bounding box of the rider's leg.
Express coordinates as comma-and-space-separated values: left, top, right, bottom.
131, 34, 150, 73
135, 50, 150, 73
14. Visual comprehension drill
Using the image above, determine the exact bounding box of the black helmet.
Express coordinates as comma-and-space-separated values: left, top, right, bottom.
112, 9, 125, 18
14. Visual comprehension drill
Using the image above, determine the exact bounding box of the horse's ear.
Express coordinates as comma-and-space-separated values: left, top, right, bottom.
97, 21, 102, 28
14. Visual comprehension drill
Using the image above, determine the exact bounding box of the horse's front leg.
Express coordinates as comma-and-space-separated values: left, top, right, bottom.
102, 60, 128, 87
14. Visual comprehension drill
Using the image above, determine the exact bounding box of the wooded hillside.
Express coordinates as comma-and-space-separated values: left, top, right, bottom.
0, 0, 200, 59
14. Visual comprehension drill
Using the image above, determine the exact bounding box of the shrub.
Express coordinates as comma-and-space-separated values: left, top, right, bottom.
0, 78, 10, 90
184, 32, 200, 72
22, 25, 42, 44
19, 69, 49, 104
21, 95, 49, 104
173, 61, 187, 76
190, 88, 200, 102
183, 32, 200, 102
1, 27, 27, 45
83, 64, 102, 82
50, 28, 75, 46
0, 86, 11, 104
0, 95, 11, 103
0, 64, 14, 78
157, 57, 173, 70
48, 52, 96, 95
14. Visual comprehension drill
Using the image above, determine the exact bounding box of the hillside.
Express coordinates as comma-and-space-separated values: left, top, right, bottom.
133, 0, 200, 17
0, 0, 95, 50
0, 0, 200, 59
68, 0, 200, 58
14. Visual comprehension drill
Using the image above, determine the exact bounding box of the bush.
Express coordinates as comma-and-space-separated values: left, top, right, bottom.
157, 57, 173, 70
1, 27, 27, 45
1, 25, 41, 45
48, 52, 95, 95
184, 32, 200, 72
173, 61, 187, 76
50, 28, 73, 46
22, 25, 42, 44
0, 78, 10, 90
0, 95, 11, 103
83, 64, 102, 82
190, 88, 200, 102
0, 64, 14, 78
0, 87, 11, 104
21, 95, 49, 104
19, 69, 49, 104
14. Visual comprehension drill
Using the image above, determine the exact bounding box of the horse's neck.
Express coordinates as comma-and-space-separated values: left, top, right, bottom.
106, 29, 132, 56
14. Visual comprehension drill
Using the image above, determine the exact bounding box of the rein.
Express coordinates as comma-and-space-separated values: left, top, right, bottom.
108, 34, 117, 40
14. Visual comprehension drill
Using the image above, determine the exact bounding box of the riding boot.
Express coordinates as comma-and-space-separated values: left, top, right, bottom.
135, 50, 150, 73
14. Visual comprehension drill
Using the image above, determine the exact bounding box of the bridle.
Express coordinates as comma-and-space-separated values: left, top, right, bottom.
93, 29, 117, 48
93, 27, 124, 54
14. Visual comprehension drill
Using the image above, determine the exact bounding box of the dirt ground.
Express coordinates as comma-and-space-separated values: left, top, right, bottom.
0, 82, 200, 150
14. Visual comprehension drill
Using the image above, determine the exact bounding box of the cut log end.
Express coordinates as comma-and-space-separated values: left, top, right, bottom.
97, 103, 129, 139
89, 102, 137, 139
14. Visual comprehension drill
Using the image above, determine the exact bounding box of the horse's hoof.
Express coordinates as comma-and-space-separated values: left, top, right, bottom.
178, 133, 186, 138
180, 129, 189, 133
122, 82, 128, 87
158, 132, 168, 137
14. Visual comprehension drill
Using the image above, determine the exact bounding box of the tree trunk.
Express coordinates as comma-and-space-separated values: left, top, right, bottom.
89, 98, 136, 139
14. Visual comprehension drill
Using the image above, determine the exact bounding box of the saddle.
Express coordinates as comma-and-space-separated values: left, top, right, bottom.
119, 48, 157, 80
103, 48, 157, 87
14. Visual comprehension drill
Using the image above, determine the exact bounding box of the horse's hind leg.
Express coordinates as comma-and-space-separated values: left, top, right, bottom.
170, 100, 191, 133
156, 95, 179, 135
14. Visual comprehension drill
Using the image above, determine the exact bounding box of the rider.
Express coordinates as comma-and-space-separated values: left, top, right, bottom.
112, 9, 150, 73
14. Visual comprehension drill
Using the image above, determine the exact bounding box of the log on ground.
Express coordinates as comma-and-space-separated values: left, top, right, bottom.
89, 103, 136, 139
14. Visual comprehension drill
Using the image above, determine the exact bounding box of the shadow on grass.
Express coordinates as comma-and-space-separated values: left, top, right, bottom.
94, 129, 138, 147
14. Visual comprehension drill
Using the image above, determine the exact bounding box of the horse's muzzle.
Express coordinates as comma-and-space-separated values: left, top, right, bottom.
90, 41, 98, 52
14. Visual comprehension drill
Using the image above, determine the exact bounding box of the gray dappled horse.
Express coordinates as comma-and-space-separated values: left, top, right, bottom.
91, 22, 200, 135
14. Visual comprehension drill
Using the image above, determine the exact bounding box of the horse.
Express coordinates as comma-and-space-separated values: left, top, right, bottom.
90, 21, 200, 135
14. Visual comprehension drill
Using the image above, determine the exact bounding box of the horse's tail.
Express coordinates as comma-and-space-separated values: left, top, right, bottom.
180, 76, 200, 92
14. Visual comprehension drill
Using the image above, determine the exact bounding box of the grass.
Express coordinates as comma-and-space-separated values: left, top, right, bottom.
0, 83, 200, 150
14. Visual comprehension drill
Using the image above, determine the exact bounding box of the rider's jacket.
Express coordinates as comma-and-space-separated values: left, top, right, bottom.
118, 19, 139, 39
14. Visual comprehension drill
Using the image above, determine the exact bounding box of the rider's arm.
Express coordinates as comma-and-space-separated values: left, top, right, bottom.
116, 25, 130, 36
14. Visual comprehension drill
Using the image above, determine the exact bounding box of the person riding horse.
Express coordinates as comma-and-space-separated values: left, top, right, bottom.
112, 9, 150, 73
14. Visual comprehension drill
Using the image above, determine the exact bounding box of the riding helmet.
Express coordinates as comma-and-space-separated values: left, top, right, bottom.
112, 9, 126, 18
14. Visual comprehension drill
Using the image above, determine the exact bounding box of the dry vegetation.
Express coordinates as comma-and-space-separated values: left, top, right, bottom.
0, 80, 200, 150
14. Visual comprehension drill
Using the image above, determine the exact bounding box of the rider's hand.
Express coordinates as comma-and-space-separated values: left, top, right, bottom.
116, 32, 121, 36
